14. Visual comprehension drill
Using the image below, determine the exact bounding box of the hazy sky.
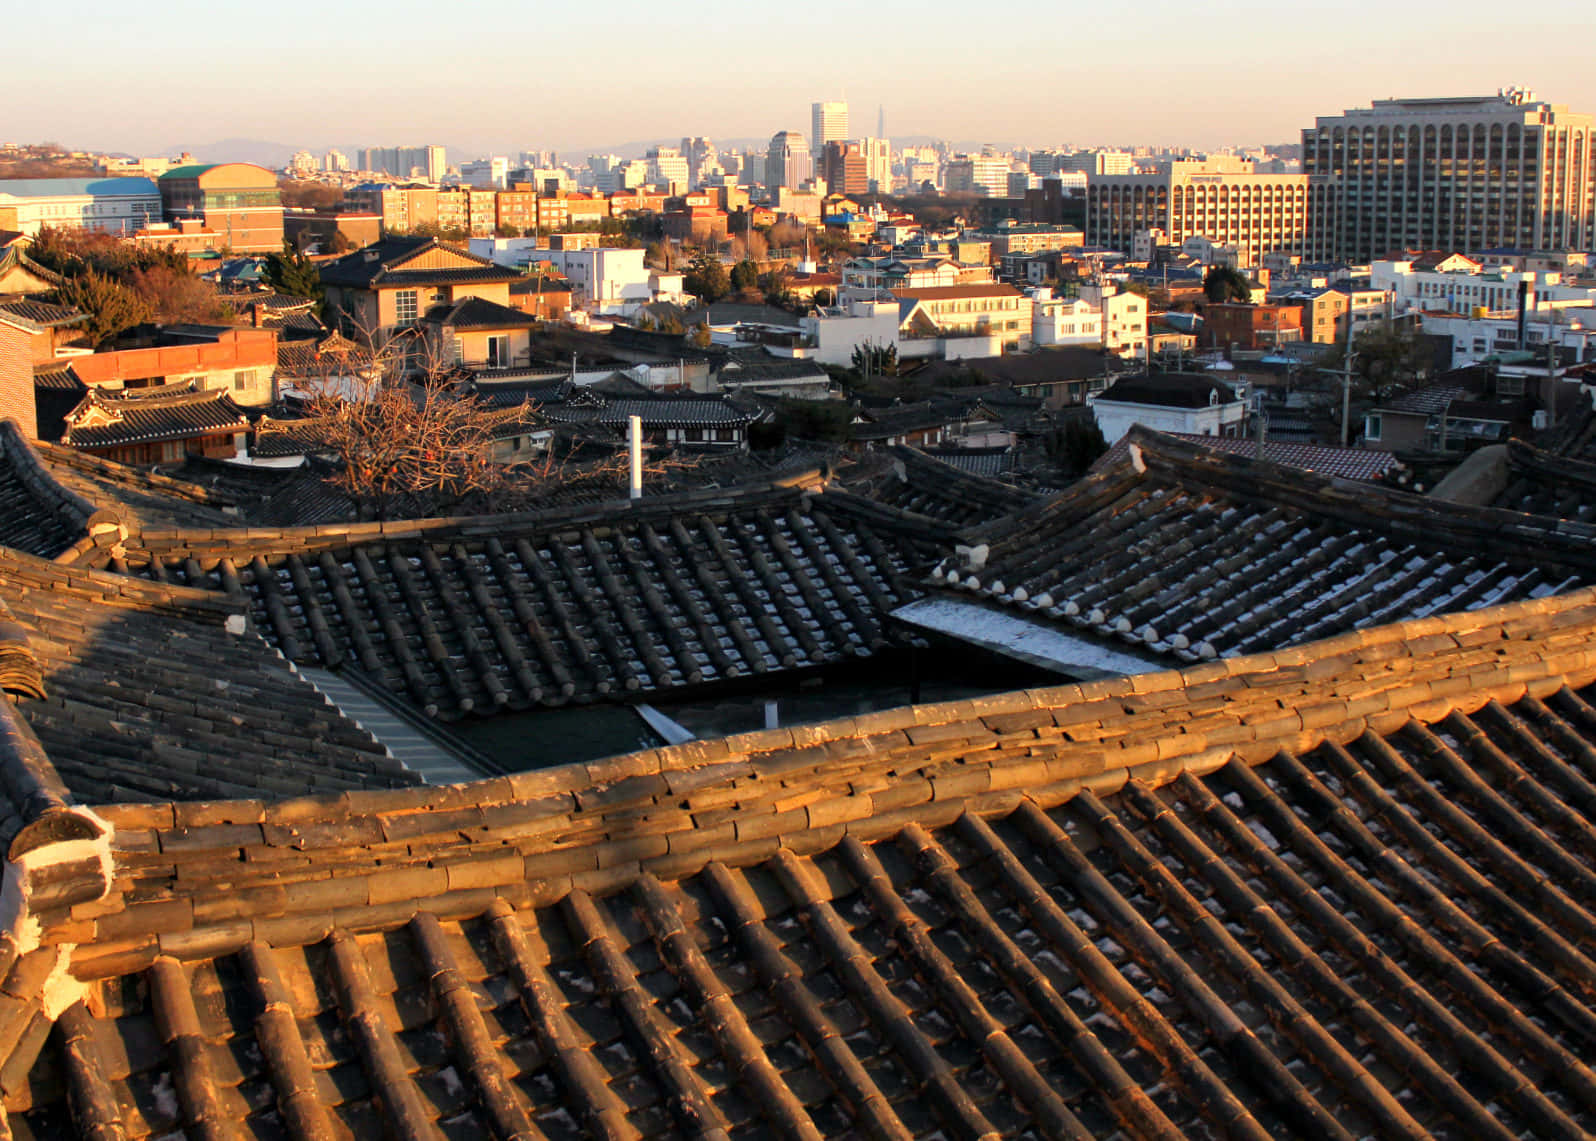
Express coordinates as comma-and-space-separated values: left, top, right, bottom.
5, 0, 1594, 157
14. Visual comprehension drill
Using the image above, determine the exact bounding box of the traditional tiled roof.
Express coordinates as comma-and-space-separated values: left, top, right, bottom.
1095, 431, 1403, 482
0, 545, 419, 815
6, 582, 1596, 1138
424, 295, 538, 330
0, 298, 84, 332
319, 237, 519, 290
931, 427, 1596, 662
541, 394, 760, 431
114, 483, 944, 718
31, 359, 85, 391
923, 444, 1018, 479
27, 436, 240, 534
250, 415, 336, 459
64, 383, 250, 450
0, 420, 99, 558
275, 330, 370, 378
1380, 382, 1469, 415
843, 444, 1039, 527
1493, 437, 1596, 520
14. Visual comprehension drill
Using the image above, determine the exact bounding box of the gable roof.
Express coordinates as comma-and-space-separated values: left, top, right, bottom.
424, 294, 538, 330
111, 482, 945, 718
1093, 430, 1403, 482
318, 237, 520, 290
1094, 372, 1240, 408
6, 579, 1596, 1138
929, 427, 1596, 664
0, 298, 85, 332
64, 383, 250, 450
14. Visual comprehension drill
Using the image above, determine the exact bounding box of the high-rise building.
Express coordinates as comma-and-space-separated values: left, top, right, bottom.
765, 131, 811, 191
820, 142, 869, 196
1085, 157, 1309, 264
811, 101, 849, 150
944, 154, 1010, 197
1303, 89, 1596, 262
288, 150, 317, 175
357, 145, 447, 181
323, 149, 349, 173
646, 147, 690, 191
860, 137, 892, 193
1059, 149, 1133, 176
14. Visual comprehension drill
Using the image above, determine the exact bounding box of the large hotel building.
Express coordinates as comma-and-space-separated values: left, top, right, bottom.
1303, 90, 1595, 263
1084, 157, 1309, 264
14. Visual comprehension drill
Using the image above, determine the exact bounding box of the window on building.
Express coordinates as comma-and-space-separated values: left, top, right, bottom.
1365, 413, 1382, 441
233, 371, 254, 392
486, 335, 510, 368
160, 441, 186, 463
394, 290, 419, 324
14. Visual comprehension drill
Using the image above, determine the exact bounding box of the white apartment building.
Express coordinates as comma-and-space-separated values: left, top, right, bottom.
323, 149, 349, 173
944, 155, 1010, 197
1060, 149, 1133, 176
1031, 289, 1104, 347
469, 240, 684, 313
1079, 281, 1147, 358
1421, 307, 1596, 370
0, 177, 161, 236
646, 147, 690, 191
459, 157, 510, 189
799, 298, 904, 366
1303, 90, 1596, 262
1086, 157, 1309, 264
860, 138, 892, 193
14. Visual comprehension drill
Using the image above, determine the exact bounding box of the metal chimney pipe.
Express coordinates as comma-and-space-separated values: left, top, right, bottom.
628, 414, 643, 500
1517, 280, 1529, 350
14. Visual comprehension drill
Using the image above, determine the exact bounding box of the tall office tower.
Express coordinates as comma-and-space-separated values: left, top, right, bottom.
765, 131, 811, 190
811, 101, 849, 150
1085, 156, 1310, 265
1303, 89, 1596, 262
860, 137, 892, 192
646, 146, 690, 190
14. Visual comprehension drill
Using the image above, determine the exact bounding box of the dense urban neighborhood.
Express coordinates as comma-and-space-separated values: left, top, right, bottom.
3, 78, 1596, 1140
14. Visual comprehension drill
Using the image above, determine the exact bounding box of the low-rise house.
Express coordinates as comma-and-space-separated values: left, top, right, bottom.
321, 236, 522, 350
0, 233, 65, 296
422, 295, 538, 371
66, 325, 280, 407
539, 387, 760, 449
1088, 372, 1248, 443
1203, 302, 1304, 351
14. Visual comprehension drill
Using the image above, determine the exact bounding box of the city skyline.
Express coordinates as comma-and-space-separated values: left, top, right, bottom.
3, 0, 1594, 156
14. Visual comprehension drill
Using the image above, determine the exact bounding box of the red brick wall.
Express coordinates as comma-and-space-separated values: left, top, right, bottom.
0, 322, 35, 439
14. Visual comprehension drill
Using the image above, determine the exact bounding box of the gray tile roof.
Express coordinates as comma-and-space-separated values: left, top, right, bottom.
64, 384, 250, 450
118, 484, 945, 718
6, 585, 1596, 1139
934, 426, 1596, 662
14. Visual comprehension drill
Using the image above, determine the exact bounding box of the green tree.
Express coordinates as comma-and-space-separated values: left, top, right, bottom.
495, 223, 521, 238
261, 240, 326, 316
1327, 320, 1432, 402
52, 271, 151, 348
1202, 266, 1253, 304
730, 259, 759, 294
1046, 417, 1108, 476
687, 322, 712, 348
850, 342, 898, 377
683, 251, 730, 303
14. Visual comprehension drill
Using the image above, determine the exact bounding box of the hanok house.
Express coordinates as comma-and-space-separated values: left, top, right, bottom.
0, 297, 87, 365
319, 235, 523, 354
61, 380, 250, 463
3, 414, 1596, 1138
539, 387, 762, 449
0, 231, 65, 296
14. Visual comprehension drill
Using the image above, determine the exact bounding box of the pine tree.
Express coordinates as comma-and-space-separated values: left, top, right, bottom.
262, 240, 326, 315
53, 271, 151, 348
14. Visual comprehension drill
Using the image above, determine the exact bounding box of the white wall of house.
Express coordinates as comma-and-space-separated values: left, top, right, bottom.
800, 299, 903, 365
1032, 289, 1103, 347
1089, 396, 1248, 444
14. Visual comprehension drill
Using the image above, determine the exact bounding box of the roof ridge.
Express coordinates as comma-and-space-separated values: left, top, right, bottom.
58, 580, 1596, 978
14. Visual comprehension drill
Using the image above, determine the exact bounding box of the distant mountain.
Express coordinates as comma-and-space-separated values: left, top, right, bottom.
157, 138, 303, 167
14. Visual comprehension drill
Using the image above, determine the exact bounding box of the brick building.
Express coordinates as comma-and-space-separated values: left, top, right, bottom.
156, 163, 283, 252
1203, 302, 1305, 351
